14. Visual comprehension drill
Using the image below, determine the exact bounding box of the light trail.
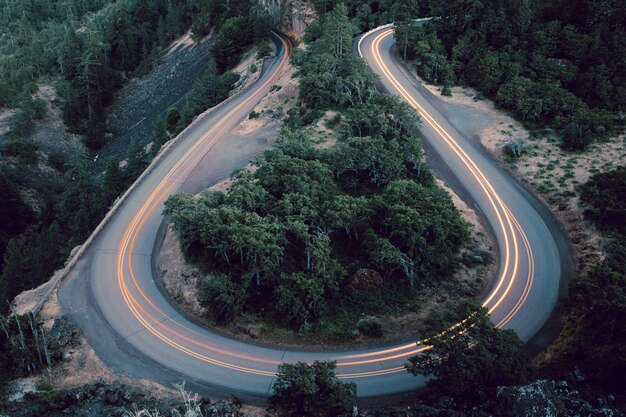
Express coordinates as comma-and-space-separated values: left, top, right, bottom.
109, 27, 537, 382
369, 29, 534, 319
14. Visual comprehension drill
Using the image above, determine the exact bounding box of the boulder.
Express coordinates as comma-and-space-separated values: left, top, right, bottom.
47, 317, 78, 351
462, 249, 494, 267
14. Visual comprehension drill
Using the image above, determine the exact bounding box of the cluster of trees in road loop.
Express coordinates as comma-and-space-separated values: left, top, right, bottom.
392, 0, 626, 151
165, 4, 471, 332
0, 0, 271, 313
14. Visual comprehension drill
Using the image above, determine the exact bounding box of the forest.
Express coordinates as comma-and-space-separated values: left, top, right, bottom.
392, 0, 626, 150
165, 4, 470, 333
306, 0, 626, 150
298, 0, 626, 401
0, 0, 271, 313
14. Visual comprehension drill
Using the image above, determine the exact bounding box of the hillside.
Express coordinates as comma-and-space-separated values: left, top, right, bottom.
0, 0, 625, 416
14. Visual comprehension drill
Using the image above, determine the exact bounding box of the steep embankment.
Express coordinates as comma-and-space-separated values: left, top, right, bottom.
96, 33, 214, 171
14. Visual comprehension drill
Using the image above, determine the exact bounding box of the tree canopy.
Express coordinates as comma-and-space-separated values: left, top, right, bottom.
406, 303, 533, 402
393, 0, 625, 150
269, 361, 356, 417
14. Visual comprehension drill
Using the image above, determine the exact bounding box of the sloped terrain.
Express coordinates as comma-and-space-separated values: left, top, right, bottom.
96, 33, 214, 170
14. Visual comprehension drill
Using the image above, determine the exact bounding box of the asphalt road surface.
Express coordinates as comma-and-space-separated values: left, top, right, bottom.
59, 27, 567, 401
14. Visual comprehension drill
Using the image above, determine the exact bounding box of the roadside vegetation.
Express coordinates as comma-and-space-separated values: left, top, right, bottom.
541, 166, 626, 393
292, 0, 626, 407
0, 312, 52, 388
406, 302, 533, 403
269, 361, 356, 417
0, 0, 269, 314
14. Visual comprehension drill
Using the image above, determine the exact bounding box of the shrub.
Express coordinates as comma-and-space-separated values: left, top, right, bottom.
503, 138, 527, 158
269, 361, 356, 417
257, 41, 273, 59
356, 315, 383, 337
406, 304, 533, 402
197, 274, 246, 323
1, 140, 38, 165
580, 166, 626, 235
165, 107, 181, 132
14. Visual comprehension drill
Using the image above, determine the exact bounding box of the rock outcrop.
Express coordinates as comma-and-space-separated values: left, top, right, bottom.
257, 0, 317, 38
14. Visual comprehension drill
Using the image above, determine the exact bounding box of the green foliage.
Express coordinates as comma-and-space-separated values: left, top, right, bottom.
502, 138, 527, 159
396, 1, 626, 150
356, 315, 383, 337
166, 124, 468, 328
35, 380, 60, 403
544, 166, 626, 391
579, 166, 626, 235
269, 361, 356, 417
125, 139, 149, 181
100, 157, 124, 205
185, 59, 240, 121
406, 304, 534, 402
6, 96, 46, 139
546, 240, 626, 390
297, 3, 377, 111
275, 272, 324, 331
165, 107, 181, 132
311, 0, 428, 31
0, 0, 267, 150
257, 41, 273, 59
197, 274, 247, 323
0, 0, 259, 315
0, 140, 38, 165
212, 7, 272, 72
0, 313, 52, 387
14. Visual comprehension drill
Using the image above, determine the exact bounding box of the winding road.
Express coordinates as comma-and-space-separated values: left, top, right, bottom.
58, 26, 567, 400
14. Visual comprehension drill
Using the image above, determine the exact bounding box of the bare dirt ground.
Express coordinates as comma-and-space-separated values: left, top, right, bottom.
234, 59, 299, 136
421, 82, 626, 276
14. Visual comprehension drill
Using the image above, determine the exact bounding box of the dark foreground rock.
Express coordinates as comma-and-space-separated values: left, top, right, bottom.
361, 376, 624, 417
4, 376, 623, 417
5, 382, 245, 417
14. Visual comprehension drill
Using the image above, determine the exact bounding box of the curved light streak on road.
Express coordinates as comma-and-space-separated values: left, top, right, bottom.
60, 27, 562, 399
